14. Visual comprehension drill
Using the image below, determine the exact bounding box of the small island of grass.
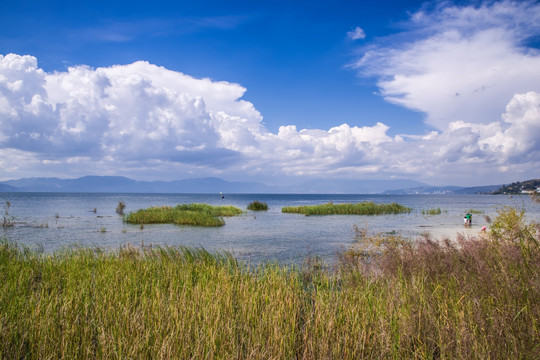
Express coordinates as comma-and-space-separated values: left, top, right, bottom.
126, 203, 243, 227
247, 201, 268, 211
281, 201, 411, 216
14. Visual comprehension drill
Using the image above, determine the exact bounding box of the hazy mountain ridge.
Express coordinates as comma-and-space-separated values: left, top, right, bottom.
1, 176, 426, 194
0, 183, 18, 192
0, 176, 274, 194
2, 176, 535, 194
291, 179, 427, 194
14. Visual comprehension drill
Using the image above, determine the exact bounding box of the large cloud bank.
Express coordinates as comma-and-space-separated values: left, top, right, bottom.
0, 54, 390, 181
356, 0, 540, 131
0, 2, 539, 185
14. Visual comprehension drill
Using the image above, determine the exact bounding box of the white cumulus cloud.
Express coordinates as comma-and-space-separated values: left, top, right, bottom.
1, 54, 399, 181
355, 0, 540, 130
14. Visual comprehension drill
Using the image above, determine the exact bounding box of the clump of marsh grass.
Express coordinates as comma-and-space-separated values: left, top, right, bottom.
467, 208, 485, 214
421, 207, 442, 215
282, 201, 411, 216
247, 201, 268, 211
125, 203, 243, 227
116, 201, 126, 215
2, 201, 14, 228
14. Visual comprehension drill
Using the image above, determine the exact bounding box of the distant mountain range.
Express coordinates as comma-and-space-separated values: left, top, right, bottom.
0, 175, 530, 194
0, 176, 273, 194
0, 176, 427, 194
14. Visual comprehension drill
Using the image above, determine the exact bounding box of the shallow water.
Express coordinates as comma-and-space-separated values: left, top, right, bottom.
1, 193, 538, 264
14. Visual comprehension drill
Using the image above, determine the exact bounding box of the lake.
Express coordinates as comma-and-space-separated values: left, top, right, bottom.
1, 193, 538, 264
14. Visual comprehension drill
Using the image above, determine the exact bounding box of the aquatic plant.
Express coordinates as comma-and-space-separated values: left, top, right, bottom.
125, 203, 243, 227
282, 201, 411, 216
422, 207, 442, 215
467, 208, 484, 214
174, 203, 243, 217
116, 201, 126, 215
1, 201, 13, 228
247, 201, 268, 211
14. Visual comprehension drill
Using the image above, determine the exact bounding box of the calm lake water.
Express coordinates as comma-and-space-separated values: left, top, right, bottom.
1, 193, 538, 264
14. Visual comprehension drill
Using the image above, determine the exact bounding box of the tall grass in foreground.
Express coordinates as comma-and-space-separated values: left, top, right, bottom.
125, 203, 243, 227
282, 201, 411, 216
1, 207, 538, 359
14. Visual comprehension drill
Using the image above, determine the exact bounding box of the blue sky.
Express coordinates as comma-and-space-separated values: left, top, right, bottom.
1, 0, 539, 186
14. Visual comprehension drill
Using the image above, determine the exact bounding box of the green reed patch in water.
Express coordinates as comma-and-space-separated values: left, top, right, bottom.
247, 201, 268, 211
467, 208, 485, 214
125, 203, 243, 227
422, 207, 442, 215
282, 201, 411, 216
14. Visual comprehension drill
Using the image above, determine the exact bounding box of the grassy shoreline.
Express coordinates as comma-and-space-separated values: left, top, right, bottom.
1, 207, 538, 359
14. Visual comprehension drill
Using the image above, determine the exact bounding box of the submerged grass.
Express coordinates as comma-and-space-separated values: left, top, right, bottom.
422, 207, 442, 215
282, 201, 411, 216
467, 208, 485, 214
125, 203, 243, 227
1, 207, 538, 359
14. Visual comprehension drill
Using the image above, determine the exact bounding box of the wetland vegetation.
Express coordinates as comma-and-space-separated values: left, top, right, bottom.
1, 207, 537, 359
467, 208, 485, 214
421, 207, 443, 215
125, 203, 243, 227
282, 201, 411, 216
247, 200, 268, 211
